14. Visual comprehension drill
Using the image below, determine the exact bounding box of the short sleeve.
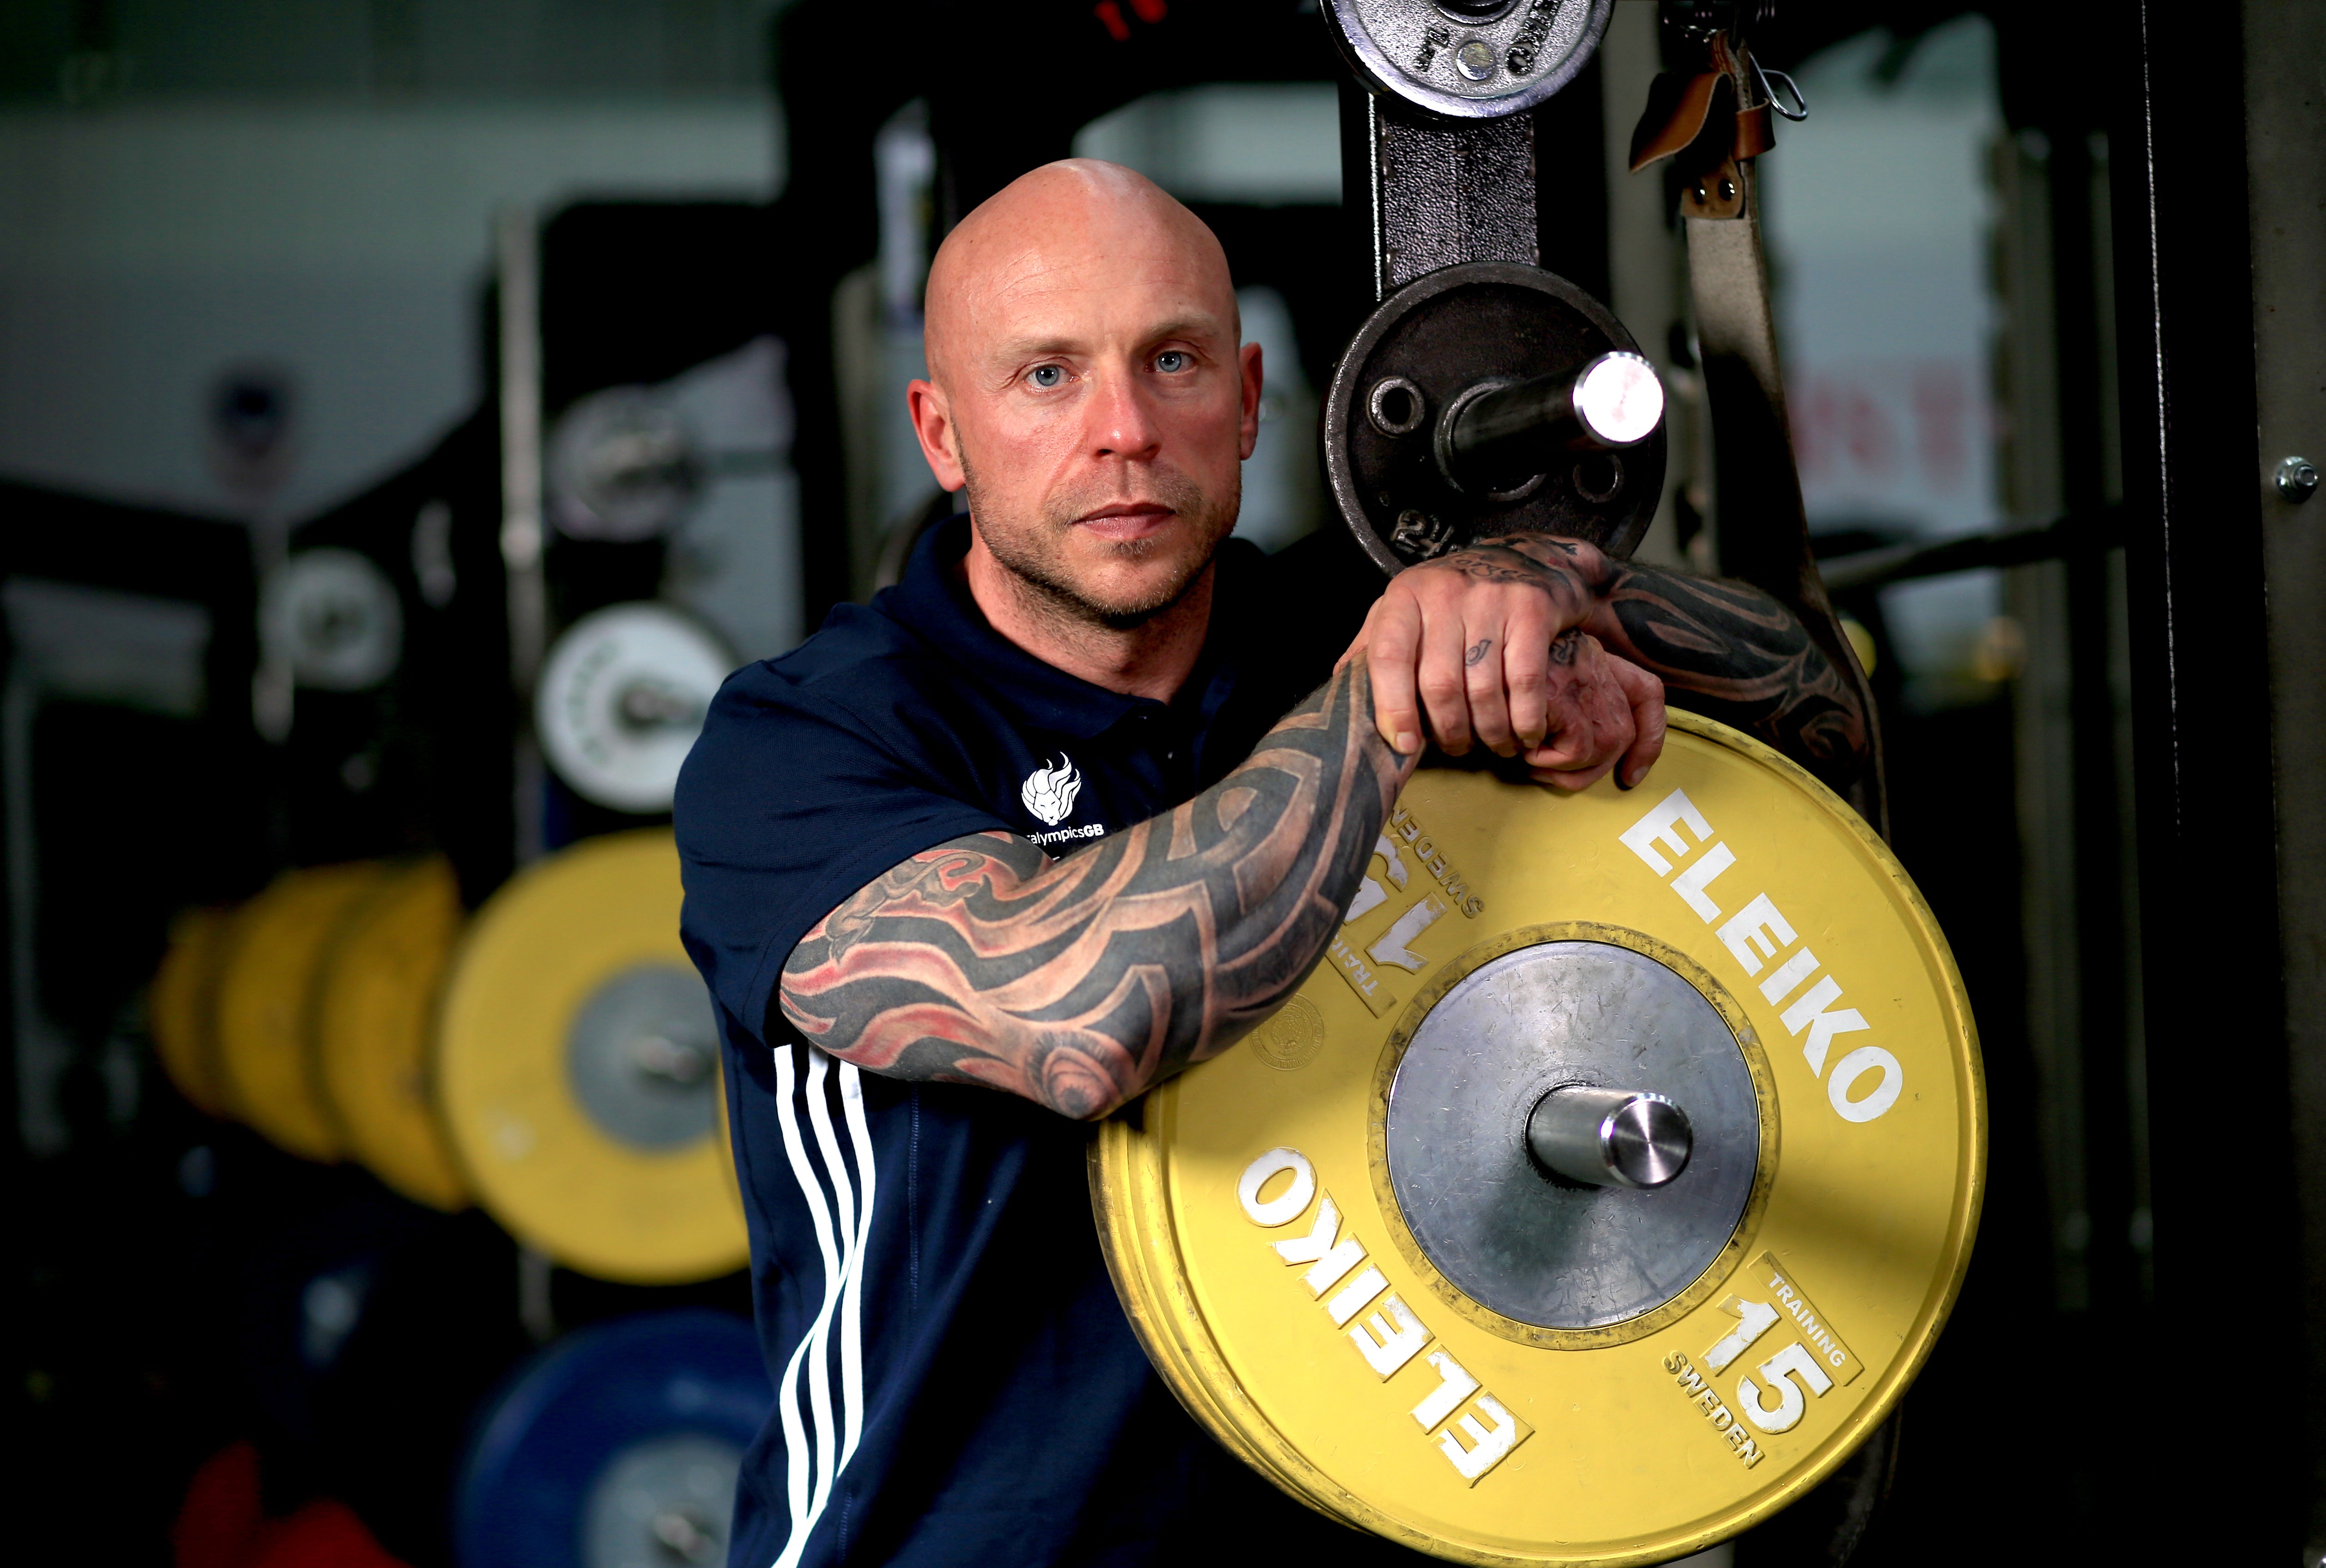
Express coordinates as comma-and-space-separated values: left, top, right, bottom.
673, 667, 1008, 1050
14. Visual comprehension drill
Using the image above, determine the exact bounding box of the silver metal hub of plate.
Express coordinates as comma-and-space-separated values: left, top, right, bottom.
262, 547, 404, 691
581, 1432, 741, 1568
549, 386, 705, 542
1326, 0, 1612, 119
1385, 940, 1758, 1329
566, 963, 722, 1152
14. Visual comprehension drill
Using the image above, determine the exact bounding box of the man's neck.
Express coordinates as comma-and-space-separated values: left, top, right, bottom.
962, 534, 1214, 704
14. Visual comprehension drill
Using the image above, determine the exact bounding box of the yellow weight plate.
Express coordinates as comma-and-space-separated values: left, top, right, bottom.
150, 904, 238, 1116
436, 829, 747, 1284
314, 856, 472, 1213
212, 861, 398, 1162
1093, 710, 1983, 1565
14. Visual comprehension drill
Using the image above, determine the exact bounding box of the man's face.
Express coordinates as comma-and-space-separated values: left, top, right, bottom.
911, 190, 1263, 629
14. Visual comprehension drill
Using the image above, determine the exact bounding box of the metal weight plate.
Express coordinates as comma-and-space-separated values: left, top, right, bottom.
313, 856, 472, 1213
262, 547, 404, 691
151, 903, 239, 1117
548, 387, 705, 542
1092, 712, 1983, 1565
538, 603, 733, 815
436, 830, 748, 1284
454, 1309, 770, 1568
1326, 0, 1613, 120
1324, 262, 1668, 574
212, 860, 400, 1163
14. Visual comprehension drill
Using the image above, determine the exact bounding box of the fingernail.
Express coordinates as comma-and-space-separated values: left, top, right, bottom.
1394, 730, 1419, 755
1616, 769, 1637, 791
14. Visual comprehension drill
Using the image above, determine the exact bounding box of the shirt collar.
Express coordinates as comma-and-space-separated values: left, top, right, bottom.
879, 514, 1144, 741
876, 514, 1268, 745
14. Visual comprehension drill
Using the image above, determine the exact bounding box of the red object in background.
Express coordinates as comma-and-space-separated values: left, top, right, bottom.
1911, 361, 1969, 492
173, 1443, 266, 1568
1092, 0, 1163, 41
173, 1442, 411, 1568
244, 1500, 410, 1568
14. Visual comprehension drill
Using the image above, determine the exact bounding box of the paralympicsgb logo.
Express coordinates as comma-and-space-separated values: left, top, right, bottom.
1020, 754, 1083, 827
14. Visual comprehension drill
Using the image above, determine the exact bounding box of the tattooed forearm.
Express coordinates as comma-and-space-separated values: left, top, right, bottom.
776, 660, 1415, 1120
1437, 533, 1868, 787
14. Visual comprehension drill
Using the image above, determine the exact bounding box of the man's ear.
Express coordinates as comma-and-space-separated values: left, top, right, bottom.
908, 379, 966, 491
1237, 340, 1264, 462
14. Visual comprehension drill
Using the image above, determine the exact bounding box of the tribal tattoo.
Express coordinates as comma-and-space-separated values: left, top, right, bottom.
1437, 534, 1869, 789
777, 660, 1413, 1119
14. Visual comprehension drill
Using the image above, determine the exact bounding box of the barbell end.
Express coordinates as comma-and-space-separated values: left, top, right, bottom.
1525, 1085, 1694, 1191
1443, 351, 1666, 493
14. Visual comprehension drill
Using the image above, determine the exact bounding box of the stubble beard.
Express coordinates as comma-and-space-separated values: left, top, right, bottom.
961, 450, 1240, 633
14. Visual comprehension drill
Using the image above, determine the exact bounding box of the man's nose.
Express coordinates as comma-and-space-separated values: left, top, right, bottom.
1087, 366, 1161, 461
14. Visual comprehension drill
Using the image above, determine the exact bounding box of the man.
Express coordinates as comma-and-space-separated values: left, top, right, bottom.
676, 160, 1866, 1568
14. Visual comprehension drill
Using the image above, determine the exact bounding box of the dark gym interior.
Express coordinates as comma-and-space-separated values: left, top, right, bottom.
6, 2, 2321, 1564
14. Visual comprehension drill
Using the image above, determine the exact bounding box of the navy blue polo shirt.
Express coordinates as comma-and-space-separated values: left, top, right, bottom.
675, 517, 1434, 1568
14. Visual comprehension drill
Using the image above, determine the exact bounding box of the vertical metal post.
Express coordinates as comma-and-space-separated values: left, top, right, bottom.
1995, 127, 2093, 1316
2, 667, 62, 1158
2044, 128, 2144, 1333
496, 205, 547, 869
2240, 0, 2326, 1554
497, 206, 556, 1338
517, 1244, 557, 1344
2112, 2, 2298, 1553
1348, 91, 1540, 304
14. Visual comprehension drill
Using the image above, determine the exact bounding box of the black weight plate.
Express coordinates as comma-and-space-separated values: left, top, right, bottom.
1324, 261, 1667, 573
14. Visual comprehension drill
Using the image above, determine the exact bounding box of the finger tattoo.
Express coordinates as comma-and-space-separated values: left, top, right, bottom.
1549, 627, 1583, 666
1464, 637, 1493, 668
1414, 528, 1870, 790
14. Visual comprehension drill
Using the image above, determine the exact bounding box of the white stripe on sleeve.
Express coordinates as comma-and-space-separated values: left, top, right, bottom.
768, 1046, 846, 1568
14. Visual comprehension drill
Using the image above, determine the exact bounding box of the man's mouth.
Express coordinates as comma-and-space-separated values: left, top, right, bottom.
1073, 502, 1176, 543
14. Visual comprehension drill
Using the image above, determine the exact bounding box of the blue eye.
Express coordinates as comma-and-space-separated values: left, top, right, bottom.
1155, 350, 1191, 373
1028, 364, 1065, 389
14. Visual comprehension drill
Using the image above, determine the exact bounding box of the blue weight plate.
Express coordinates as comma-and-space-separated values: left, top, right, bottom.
455, 1309, 769, 1568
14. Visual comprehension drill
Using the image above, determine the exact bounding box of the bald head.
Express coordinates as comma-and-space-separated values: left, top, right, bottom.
903, 159, 1262, 647
924, 160, 1237, 391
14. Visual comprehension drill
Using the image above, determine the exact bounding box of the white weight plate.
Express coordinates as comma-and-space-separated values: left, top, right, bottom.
537, 603, 732, 815
548, 387, 704, 542
263, 547, 403, 691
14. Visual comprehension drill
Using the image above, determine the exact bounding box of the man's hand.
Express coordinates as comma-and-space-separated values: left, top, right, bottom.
1340, 528, 1875, 798
1340, 536, 1665, 792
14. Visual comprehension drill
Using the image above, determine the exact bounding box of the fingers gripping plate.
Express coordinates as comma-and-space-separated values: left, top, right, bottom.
1091, 713, 1983, 1564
